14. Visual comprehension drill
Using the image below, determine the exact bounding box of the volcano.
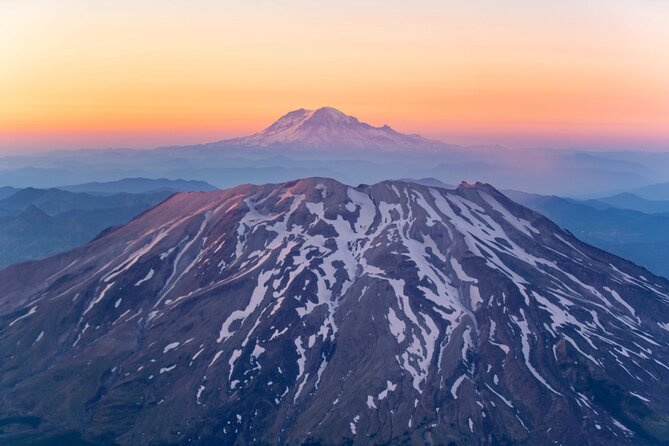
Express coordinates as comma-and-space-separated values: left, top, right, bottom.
1, 178, 668, 445
221, 107, 446, 152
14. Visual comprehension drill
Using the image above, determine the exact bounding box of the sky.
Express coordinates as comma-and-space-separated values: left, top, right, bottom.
1, 0, 668, 154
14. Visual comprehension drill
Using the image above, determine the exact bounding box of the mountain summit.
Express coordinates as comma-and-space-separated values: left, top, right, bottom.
226, 107, 445, 151
1, 178, 669, 445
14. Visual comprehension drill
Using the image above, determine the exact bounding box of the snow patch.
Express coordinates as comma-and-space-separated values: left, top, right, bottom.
378, 380, 397, 400
159, 365, 176, 374
451, 375, 466, 399
135, 269, 155, 286
163, 342, 179, 353
9, 306, 38, 327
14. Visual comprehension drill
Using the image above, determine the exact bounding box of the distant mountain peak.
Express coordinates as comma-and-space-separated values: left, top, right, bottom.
260, 106, 377, 136
309, 105, 350, 118
226, 106, 446, 152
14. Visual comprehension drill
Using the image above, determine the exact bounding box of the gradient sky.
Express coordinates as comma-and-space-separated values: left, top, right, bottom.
1, 0, 668, 154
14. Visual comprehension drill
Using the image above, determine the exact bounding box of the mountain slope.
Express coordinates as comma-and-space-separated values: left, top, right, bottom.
1, 178, 668, 445
506, 190, 669, 279
0, 186, 18, 200
221, 107, 447, 152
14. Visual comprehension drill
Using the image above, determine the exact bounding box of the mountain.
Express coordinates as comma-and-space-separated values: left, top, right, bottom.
583, 193, 669, 215
0, 205, 173, 271
220, 107, 448, 152
506, 190, 669, 279
59, 178, 217, 195
0, 188, 172, 219
0, 202, 170, 270
0, 186, 18, 200
1, 178, 668, 445
627, 181, 669, 201
0, 188, 177, 269
0, 182, 218, 269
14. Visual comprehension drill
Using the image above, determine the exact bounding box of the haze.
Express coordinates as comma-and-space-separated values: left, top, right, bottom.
1, 0, 668, 154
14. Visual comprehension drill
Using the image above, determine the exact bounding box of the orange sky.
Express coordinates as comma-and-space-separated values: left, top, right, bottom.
1, 0, 668, 153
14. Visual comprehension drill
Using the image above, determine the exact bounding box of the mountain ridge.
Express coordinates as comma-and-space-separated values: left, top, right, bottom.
58, 178, 217, 195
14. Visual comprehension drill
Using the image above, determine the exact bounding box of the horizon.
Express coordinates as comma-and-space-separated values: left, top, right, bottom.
1, 105, 667, 157
2, 0, 669, 154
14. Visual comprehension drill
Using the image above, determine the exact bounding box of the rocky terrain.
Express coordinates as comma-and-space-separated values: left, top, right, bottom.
1, 178, 668, 445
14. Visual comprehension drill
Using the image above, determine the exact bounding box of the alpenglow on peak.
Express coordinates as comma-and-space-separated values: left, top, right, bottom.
225, 107, 446, 151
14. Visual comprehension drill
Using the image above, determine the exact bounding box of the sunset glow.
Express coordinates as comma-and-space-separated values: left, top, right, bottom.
1, 0, 668, 153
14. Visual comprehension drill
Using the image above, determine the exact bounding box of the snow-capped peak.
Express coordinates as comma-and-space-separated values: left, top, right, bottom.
228, 106, 444, 151
260, 107, 357, 137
